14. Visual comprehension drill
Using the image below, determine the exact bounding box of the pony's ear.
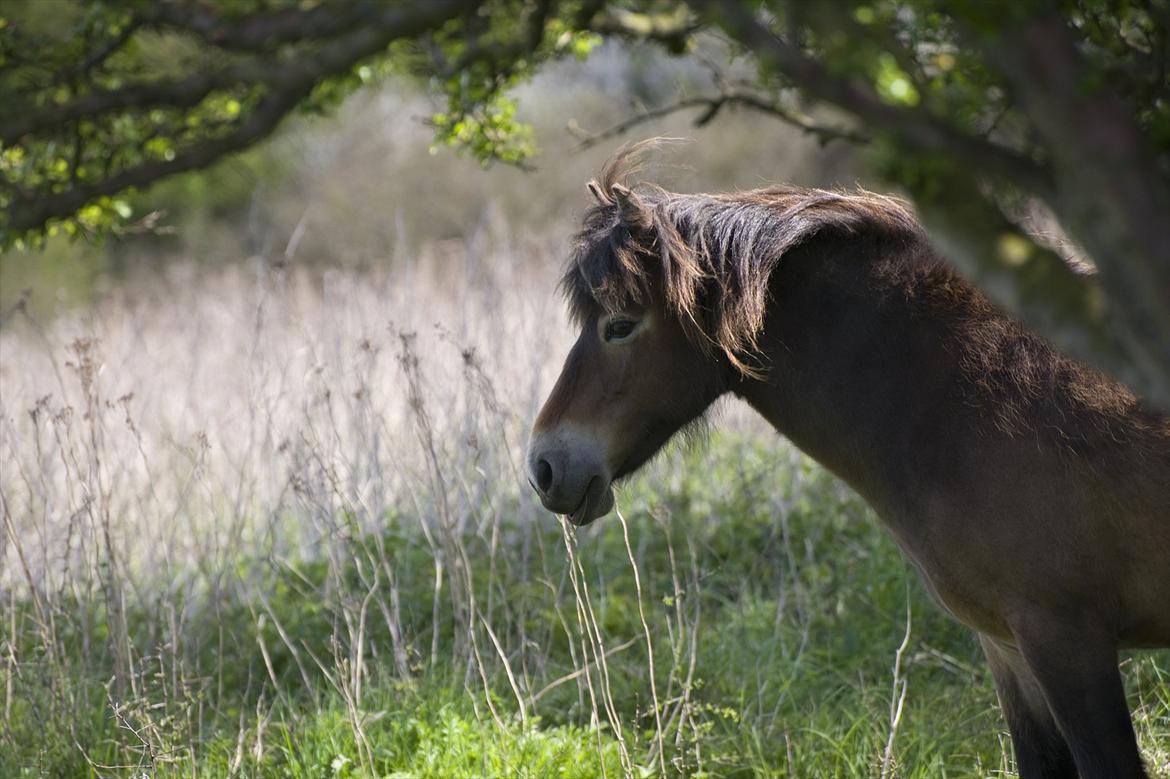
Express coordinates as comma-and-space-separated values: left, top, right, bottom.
611, 183, 651, 229
586, 180, 610, 205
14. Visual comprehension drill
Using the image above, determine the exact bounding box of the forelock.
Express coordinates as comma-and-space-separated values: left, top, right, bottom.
560, 144, 922, 376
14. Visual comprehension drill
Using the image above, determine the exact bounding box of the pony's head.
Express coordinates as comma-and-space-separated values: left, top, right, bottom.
526, 143, 917, 524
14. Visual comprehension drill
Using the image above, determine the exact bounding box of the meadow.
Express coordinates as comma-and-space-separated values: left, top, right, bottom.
2, 49, 1168, 779
4, 232, 1169, 778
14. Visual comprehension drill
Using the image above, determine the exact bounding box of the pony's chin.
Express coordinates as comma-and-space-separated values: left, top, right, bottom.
567, 481, 615, 526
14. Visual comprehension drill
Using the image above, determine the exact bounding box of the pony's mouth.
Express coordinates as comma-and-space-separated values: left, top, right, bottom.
566, 477, 615, 526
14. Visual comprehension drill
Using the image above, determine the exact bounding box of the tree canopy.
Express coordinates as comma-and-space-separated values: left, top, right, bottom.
1, 0, 1168, 409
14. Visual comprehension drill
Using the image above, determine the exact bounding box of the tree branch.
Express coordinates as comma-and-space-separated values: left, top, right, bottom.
5, 87, 305, 237
435, 0, 555, 77
590, 5, 700, 51
3, 65, 262, 145
138, 0, 389, 52
569, 87, 866, 150
2, 0, 484, 237
58, 18, 143, 84
687, 0, 1056, 199
1, 1, 481, 146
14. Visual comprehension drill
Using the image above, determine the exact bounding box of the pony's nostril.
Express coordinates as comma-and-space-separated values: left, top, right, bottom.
535, 458, 554, 494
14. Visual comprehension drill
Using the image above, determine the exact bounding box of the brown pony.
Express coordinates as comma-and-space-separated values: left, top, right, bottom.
527, 146, 1170, 778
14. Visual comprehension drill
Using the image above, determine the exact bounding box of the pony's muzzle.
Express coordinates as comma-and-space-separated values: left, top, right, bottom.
526, 430, 614, 525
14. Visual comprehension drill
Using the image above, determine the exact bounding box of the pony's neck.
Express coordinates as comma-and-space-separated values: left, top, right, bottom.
732, 232, 964, 518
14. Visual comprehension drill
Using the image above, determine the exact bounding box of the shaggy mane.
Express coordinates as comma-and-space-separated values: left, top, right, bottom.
564, 142, 923, 375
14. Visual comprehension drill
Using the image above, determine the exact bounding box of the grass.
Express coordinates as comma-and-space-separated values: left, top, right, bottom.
5, 412, 1166, 777
2, 419, 1004, 778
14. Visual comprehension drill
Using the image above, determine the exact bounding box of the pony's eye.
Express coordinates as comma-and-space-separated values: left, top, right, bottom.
604, 318, 638, 342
